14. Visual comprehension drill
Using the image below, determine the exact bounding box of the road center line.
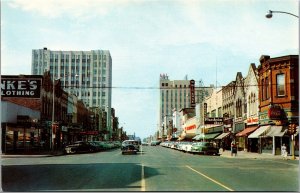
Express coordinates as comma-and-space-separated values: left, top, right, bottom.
186, 165, 234, 191
141, 164, 146, 191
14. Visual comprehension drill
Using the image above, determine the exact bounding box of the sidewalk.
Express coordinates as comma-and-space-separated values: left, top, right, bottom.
219, 150, 299, 160
1, 150, 65, 158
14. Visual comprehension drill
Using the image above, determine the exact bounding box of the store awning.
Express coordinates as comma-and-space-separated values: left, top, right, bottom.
248, 125, 270, 138
204, 133, 221, 140
236, 126, 258, 137
192, 133, 220, 140
192, 134, 204, 140
262, 126, 287, 137
215, 132, 230, 140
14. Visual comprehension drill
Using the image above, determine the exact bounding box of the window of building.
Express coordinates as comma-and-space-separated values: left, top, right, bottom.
276, 73, 285, 96
265, 77, 269, 99
261, 78, 265, 101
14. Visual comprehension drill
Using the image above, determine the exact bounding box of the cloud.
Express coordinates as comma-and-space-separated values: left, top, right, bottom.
8, 0, 137, 20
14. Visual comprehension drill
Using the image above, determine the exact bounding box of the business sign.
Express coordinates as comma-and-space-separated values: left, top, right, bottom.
80, 131, 99, 135
204, 117, 223, 125
1, 76, 42, 99
185, 124, 196, 131
268, 105, 283, 120
190, 80, 195, 108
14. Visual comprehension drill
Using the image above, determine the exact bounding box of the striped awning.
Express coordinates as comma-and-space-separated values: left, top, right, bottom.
248, 125, 270, 138
262, 126, 287, 137
215, 132, 230, 140
236, 126, 258, 137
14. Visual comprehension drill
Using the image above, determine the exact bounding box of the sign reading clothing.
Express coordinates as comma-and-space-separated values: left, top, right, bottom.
1, 76, 42, 99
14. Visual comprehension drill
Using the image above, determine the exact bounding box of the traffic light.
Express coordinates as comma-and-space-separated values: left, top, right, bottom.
287, 124, 297, 135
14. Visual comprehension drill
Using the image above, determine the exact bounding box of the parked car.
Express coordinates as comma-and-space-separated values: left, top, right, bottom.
150, 141, 157, 146
190, 142, 219, 155
64, 141, 97, 154
121, 140, 140, 154
91, 141, 106, 151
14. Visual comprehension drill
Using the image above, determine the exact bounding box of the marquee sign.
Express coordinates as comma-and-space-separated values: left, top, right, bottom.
190, 80, 195, 108
1, 76, 42, 99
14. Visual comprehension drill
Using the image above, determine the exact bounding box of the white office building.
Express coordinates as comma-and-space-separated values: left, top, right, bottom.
158, 74, 213, 138
31, 48, 112, 138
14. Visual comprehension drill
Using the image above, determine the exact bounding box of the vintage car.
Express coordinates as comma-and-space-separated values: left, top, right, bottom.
190, 142, 219, 155
64, 141, 97, 154
121, 140, 140, 154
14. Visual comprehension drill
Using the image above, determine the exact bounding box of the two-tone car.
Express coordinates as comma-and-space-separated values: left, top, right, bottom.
121, 140, 140, 154
190, 142, 219, 155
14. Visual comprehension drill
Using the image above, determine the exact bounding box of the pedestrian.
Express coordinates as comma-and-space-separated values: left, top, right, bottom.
281, 143, 287, 160
221, 140, 225, 152
231, 141, 237, 157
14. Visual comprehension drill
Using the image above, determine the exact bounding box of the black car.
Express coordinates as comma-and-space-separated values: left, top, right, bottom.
64, 141, 97, 154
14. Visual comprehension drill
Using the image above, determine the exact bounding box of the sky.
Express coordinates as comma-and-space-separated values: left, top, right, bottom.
1, 0, 298, 140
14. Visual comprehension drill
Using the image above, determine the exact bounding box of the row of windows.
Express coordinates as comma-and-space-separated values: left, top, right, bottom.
161, 83, 188, 88
47, 53, 107, 60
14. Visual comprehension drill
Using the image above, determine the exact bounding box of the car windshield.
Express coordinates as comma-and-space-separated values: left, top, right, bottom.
2, 1, 298, 192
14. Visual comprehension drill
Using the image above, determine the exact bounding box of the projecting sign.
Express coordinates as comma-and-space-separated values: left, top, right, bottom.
1, 76, 42, 99
190, 80, 195, 108
204, 117, 223, 125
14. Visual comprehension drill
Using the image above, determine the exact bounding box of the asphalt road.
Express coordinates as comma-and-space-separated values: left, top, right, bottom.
1, 145, 299, 191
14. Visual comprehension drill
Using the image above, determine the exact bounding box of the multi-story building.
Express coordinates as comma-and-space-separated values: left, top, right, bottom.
233, 72, 246, 134
31, 48, 112, 140
158, 74, 212, 139
254, 55, 299, 155
222, 81, 236, 118
236, 63, 259, 152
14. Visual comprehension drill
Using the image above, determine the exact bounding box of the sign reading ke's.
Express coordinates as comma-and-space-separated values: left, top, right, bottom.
1, 76, 42, 99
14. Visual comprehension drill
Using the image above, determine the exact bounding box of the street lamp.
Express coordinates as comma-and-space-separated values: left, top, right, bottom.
265, 10, 299, 19
265, 9, 298, 160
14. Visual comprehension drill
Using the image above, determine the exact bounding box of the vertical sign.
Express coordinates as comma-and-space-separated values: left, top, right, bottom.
190, 80, 195, 108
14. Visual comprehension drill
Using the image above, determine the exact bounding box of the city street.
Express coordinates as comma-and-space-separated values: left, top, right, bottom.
2, 145, 299, 192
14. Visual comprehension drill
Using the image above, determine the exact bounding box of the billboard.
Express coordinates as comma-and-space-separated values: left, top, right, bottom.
1, 75, 42, 99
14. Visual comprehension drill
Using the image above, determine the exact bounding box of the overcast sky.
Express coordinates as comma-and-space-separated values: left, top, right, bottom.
1, 0, 298, 139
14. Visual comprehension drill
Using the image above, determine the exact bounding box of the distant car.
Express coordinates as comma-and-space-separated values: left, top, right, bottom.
121, 144, 137, 154
141, 142, 149, 146
190, 142, 219, 155
64, 141, 97, 154
121, 140, 140, 154
150, 141, 157, 146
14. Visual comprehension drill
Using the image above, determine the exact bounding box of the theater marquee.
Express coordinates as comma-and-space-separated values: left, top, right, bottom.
1, 76, 42, 99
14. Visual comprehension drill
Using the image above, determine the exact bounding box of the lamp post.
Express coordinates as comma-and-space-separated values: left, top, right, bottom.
265, 10, 299, 18
265, 9, 298, 160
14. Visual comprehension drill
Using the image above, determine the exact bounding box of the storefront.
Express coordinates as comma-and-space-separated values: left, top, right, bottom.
248, 125, 288, 155
235, 126, 258, 152
79, 130, 100, 142
2, 123, 42, 153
